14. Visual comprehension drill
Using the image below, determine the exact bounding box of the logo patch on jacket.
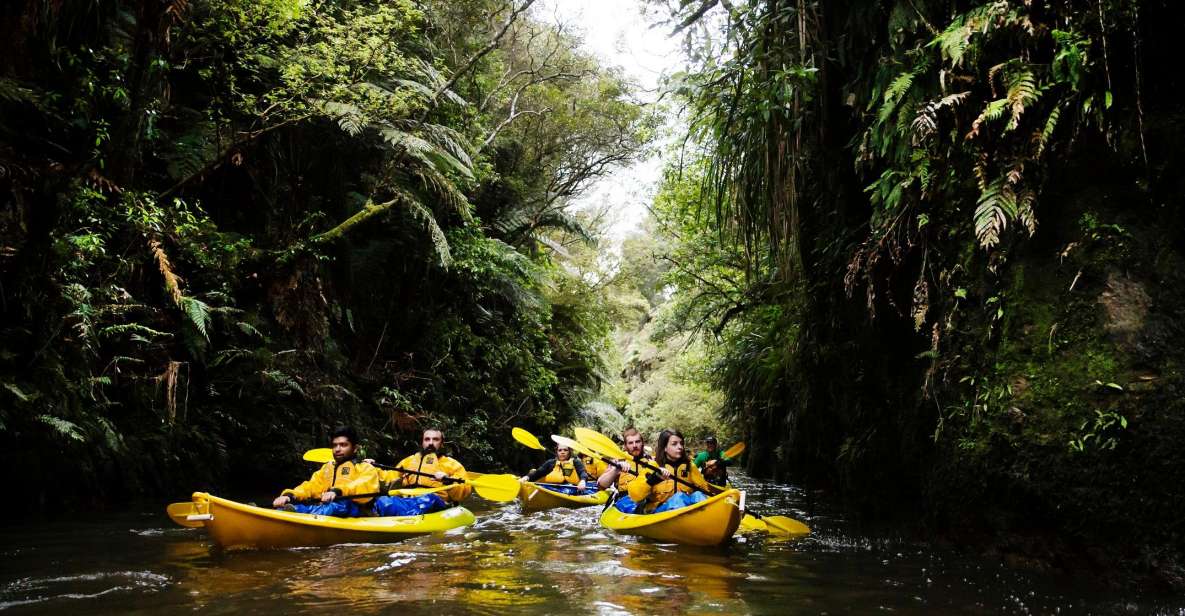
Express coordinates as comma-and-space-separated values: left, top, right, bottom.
342, 467, 350, 475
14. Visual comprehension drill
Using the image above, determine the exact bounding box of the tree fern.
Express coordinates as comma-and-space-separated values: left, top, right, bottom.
380, 125, 474, 179
407, 198, 453, 268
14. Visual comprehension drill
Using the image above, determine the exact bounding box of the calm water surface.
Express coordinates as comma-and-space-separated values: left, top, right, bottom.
1, 474, 1180, 614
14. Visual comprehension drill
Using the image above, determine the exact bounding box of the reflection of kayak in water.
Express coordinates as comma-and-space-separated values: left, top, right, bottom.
172, 492, 475, 549
599, 489, 743, 546
519, 482, 609, 512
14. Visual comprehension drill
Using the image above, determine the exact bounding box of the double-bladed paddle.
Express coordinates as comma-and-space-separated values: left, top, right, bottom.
302, 448, 520, 502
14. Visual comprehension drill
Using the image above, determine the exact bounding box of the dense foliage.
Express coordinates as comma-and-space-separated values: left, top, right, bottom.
0, 0, 653, 509
650, 0, 1185, 585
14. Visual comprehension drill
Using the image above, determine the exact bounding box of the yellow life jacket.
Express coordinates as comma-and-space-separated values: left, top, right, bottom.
627, 460, 710, 513
543, 459, 582, 484
282, 459, 379, 504
381, 452, 471, 503
580, 454, 608, 480
614, 457, 648, 492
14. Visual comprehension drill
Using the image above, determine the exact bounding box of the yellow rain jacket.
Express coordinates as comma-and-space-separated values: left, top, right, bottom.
579, 454, 608, 481
282, 459, 380, 504
381, 452, 471, 503
627, 460, 712, 513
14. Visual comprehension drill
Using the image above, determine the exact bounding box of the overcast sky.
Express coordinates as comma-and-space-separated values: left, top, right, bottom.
537, 0, 686, 244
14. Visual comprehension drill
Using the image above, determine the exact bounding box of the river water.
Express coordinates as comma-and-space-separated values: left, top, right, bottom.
1, 474, 1180, 614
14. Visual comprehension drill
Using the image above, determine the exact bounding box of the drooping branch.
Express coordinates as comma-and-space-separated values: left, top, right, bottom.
670, 0, 720, 35
426, 0, 539, 112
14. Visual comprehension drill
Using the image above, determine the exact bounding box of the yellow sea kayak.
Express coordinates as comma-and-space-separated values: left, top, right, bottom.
177, 492, 475, 550
599, 489, 744, 546
519, 481, 609, 513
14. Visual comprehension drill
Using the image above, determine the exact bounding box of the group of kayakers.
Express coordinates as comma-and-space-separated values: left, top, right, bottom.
274, 425, 736, 518
272, 426, 470, 517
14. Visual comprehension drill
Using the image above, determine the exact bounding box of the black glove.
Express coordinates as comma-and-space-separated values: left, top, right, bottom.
646, 471, 664, 486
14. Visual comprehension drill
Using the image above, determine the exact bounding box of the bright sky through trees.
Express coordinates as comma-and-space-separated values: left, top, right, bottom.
540, 0, 684, 244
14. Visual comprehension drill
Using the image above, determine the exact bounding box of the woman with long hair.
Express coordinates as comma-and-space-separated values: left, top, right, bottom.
523, 444, 592, 494
626, 429, 713, 513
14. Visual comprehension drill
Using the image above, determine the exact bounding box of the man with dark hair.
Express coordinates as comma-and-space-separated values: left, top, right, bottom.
272, 426, 379, 517
373, 428, 471, 516
693, 435, 732, 484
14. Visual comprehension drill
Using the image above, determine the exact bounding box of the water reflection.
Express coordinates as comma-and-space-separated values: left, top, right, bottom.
0, 475, 1180, 615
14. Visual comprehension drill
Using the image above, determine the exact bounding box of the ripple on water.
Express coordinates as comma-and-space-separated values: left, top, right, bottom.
0, 571, 170, 610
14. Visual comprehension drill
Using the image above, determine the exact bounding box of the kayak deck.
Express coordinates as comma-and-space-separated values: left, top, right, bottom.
599, 489, 743, 546
187, 492, 475, 550
519, 482, 609, 512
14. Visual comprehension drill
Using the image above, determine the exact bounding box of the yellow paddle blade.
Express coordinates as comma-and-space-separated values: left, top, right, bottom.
761, 515, 811, 537
553, 434, 612, 462
303, 448, 333, 464
739, 513, 767, 534
512, 427, 546, 451
467, 473, 521, 502
723, 442, 746, 459
166, 501, 207, 528
572, 428, 628, 460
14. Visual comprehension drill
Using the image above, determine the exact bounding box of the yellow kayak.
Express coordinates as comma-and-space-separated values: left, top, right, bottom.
519, 481, 609, 513
599, 489, 744, 546
176, 492, 475, 550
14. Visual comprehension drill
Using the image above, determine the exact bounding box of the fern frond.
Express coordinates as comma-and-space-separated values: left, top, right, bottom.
1005, 67, 1040, 131
38, 415, 87, 442
1035, 104, 1063, 157
974, 177, 1018, 248
879, 69, 917, 123
911, 91, 970, 145
1016, 188, 1037, 236
405, 197, 453, 268
100, 323, 173, 339
149, 238, 184, 307
534, 209, 596, 245
236, 321, 264, 339
380, 125, 474, 179
319, 100, 366, 136
414, 166, 470, 220
181, 296, 212, 341
967, 98, 1008, 139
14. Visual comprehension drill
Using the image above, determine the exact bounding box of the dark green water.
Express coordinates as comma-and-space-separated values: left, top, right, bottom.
0, 475, 1178, 614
